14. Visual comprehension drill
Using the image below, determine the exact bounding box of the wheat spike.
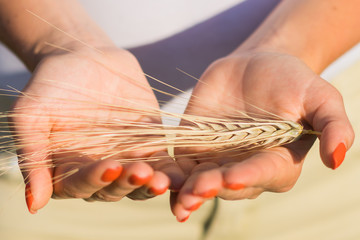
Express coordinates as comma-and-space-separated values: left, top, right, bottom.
175, 116, 303, 150
0, 10, 321, 182
0, 93, 308, 168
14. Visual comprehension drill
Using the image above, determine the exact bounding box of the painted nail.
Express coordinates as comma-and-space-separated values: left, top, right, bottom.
177, 215, 190, 223
101, 166, 123, 182
148, 187, 167, 196
196, 189, 218, 198
224, 182, 245, 190
25, 184, 36, 214
129, 174, 152, 186
185, 202, 202, 211
332, 143, 346, 169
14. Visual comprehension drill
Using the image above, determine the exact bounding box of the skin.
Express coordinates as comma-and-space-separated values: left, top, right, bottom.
0, 0, 357, 222
171, 0, 358, 221
171, 51, 353, 221
0, 0, 184, 213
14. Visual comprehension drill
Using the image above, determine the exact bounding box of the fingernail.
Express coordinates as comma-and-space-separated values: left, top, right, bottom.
148, 187, 167, 196
224, 182, 245, 190
25, 184, 37, 214
177, 215, 190, 223
332, 143, 347, 169
185, 202, 202, 211
129, 174, 152, 186
196, 189, 218, 198
101, 166, 123, 182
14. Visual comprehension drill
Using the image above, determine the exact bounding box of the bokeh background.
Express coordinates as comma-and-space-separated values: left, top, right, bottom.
1, 1, 360, 239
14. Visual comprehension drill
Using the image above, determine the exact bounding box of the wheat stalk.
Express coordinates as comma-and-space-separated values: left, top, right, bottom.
0, 10, 320, 181
0, 89, 315, 172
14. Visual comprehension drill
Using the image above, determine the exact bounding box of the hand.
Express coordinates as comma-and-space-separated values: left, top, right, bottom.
171, 51, 354, 221
10, 46, 183, 213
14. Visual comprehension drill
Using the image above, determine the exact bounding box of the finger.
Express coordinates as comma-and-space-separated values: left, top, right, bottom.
175, 162, 220, 216
125, 152, 184, 200
221, 149, 302, 199
145, 171, 170, 196
218, 184, 265, 200
175, 156, 198, 177
12, 125, 53, 214
151, 152, 186, 191
191, 168, 223, 198
53, 157, 122, 199
170, 191, 191, 223
92, 162, 153, 201
126, 170, 170, 200
305, 84, 355, 169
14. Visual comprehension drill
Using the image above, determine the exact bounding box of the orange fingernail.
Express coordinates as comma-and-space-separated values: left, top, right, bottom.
148, 187, 167, 196
185, 202, 202, 211
25, 184, 36, 214
101, 166, 123, 182
129, 174, 152, 186
177, 215, 190, 223
224, 182, 245, 190
332, 143, 346, 170
196, 189, 218, 198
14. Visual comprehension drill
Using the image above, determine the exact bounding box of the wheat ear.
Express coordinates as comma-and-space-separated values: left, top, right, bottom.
0, 10, 321, 180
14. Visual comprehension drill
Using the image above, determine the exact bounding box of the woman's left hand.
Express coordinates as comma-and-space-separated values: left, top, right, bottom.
170, 50, 354, 222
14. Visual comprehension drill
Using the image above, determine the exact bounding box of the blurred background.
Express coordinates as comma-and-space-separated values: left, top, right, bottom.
0, 1, 360, 239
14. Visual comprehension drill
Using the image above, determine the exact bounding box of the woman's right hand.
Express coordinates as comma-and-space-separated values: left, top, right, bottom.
11, 46, 184, 213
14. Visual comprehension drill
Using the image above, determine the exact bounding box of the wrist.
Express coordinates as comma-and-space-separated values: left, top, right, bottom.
0, 1, 116, 71
233, 30, 325, 74
30, 27, 116, 71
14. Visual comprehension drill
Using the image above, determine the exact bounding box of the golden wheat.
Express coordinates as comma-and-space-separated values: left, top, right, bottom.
0, 87, 314, 177
0, 10, 320, 182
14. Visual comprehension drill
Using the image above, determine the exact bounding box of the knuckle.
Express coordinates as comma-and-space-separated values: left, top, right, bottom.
275, 183, 295, 193
248, 192, 262, 199
63, 188, 92, 199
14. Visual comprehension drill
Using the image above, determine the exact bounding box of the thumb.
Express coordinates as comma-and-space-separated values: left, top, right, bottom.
305, 84, 354, 169
12, 122, 53, 213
